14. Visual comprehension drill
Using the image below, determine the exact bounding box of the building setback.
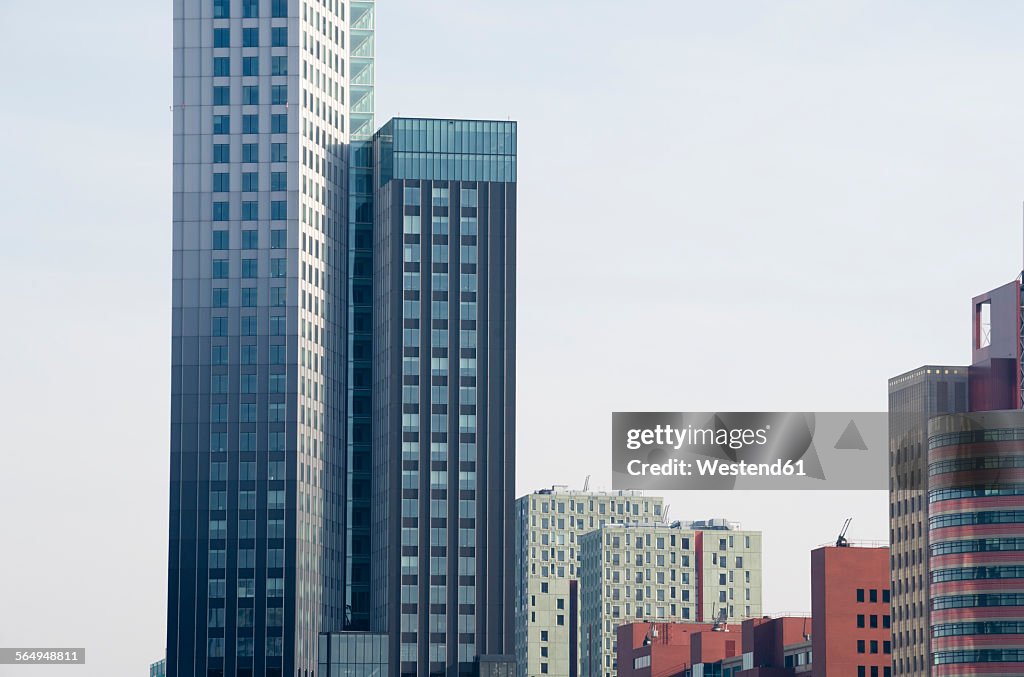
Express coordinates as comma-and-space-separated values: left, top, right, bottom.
580, 521, 763, 677
370, 117, 517, 677
514, 487, 666, 677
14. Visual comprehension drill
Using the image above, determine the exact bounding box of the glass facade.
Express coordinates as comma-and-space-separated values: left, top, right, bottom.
169, 0, 369, 675
376, 119, 517, 184
372, 118, 517, 677
318, 632, 388, 677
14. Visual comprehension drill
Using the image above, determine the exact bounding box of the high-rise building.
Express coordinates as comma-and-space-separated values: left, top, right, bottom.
810, 544, 891, 677
579, 521, 763, 677
168, 0, 371, 674
151, 658, 167, 677
927, 411, 1024, 675
887, 365, 968, 676
370, 117, 518, 677
887, 273, 1024, 674
514, 487, 666, 677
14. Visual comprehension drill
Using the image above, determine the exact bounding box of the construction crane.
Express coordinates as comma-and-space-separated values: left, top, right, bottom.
836, 518, 852, 547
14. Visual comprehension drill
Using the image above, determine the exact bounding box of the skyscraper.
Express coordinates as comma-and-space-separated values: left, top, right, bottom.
168, 0, 372, 675
370, 117, 518, 677
887, 365, 968, 676
887, 272, 1024, 675
927, 411, 1024, 674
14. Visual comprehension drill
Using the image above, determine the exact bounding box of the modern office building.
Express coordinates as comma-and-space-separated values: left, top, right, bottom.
927, 411, 1024, 674
887, 365, 968, 675
168, 0, 372, 674
579, 521, 763, 677
887, 272, 1024, 674
370, 117, 517, 677
810, 544, 891, 677
151, 658, 167, 677
514, 487, 666, 677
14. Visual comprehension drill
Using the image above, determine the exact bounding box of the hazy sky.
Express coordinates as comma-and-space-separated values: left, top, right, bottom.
3, 1, 1024, 674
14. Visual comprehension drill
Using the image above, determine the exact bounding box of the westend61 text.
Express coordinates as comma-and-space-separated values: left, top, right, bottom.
626, 458, 808, 477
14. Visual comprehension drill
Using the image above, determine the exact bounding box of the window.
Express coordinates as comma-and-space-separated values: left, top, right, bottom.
212, 173, 230, 193
242, 143, 259, 163
241, 201, 258, 220
870, 589, 878, 603
271, 113, 287, 133
268, 460, 285, 480
271, 143, 287, 162
270, 287, 287, 307
272, 56, 288, 75
211, 284, 228, 307
213, 0, 229, 18
404, 186, 421, 206
270, 258, 287, 277
241, 288, 257, 308
211, 317, 227, 337
242, 114, 258, 134
271, 0, 287, 17
461, 187, 477, 207
857, 614, 865, 628
242, 172, 258, 192
242, 0, 258, 18
271, 200, 287, 220
432, 187, 449, 208
242, 85, 259, 105
272, 27, 288, 46
271, 229, 286, 248
212, 115, 230, 135
213, 143, 230, 163
241, 259, 258, 278
242, 230, 258, 249
213, 85, 230, 106
242, 56, 259, 77
857, 588, 865, 602
213, 56, 230, 77
882, 590, 890, 603
271, 171, 287, 191
212, 202, 229, 221
213, 27, 230, 48
857, 640, 865, 654
271, 84, 287, 105
212, 259, 229, 279
242, 27, 259, 47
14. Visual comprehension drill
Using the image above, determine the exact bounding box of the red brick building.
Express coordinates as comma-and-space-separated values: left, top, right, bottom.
811, 545, 891, 677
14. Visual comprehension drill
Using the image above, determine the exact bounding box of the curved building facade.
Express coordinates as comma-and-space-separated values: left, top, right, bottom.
927, 412, 1024, 675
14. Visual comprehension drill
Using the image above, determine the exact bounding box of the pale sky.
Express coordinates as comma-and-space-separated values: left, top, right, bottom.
3, 1, 1024, 675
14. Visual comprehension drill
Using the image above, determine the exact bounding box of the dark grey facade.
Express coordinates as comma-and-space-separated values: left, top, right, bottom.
887, 365, 968, 676
168, 1, 374, 675
371, 118, 517, 677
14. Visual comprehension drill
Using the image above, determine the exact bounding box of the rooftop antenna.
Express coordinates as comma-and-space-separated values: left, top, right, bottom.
662, 504, 671, 525
582, 475, 591, 492
836, 518, 852, 547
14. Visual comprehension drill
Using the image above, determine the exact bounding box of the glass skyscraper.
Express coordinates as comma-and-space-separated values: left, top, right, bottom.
169, 0, 373, 675
170, 4, 517, 677
371, 118, 517, 677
